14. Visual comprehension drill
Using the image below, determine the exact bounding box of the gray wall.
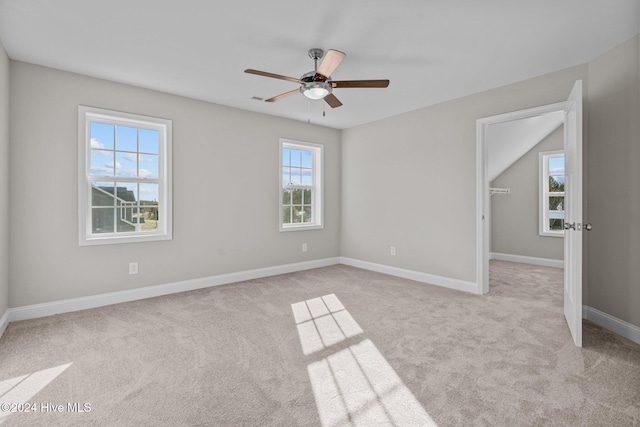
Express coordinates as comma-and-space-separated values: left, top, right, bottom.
5, 34, 640, 332
490, 125, 564, 260
9, 61, 341, 307
0, 42, 8, 316
341, 65, 587, 283
586, 34, 640, 327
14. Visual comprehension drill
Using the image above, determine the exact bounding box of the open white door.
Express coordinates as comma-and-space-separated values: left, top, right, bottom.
563, 80, 583, 347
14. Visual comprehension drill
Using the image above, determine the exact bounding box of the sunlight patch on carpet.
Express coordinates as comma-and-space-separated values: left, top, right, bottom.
292, 294, 363, 355
0, 363, 72, 424
293, 295, 437, 426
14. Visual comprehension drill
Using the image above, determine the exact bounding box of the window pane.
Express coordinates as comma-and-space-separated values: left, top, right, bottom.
282, 148, 290, 167
282, 206, 292, 224
303, 206, 312, 223
291, 149, 301, 167
282, 189, 292, 205
92, 208, 114, 233
92, 182, 115, 206
302, 150, 312, 168
290, 168, 301, 185
302, 168, 312, 185
549, 218, 564, 230
549, 175, 565, 192
292, 189, 302, 205
116, 125, 137, 152
548, 157, 564, 175
292, 206, 303, 223
90, 150, 115, 176
90, 122, 114, 150
549, 196, 564, 212
141, 206, 159, 231
115, 151, 137, 177
139, 129, 159, 154
139, 154, 159, 179
115, 182, 138, 206
117, 205, 138, 232
282, 167, 291, 186
139, 183, 159, 204
303, 189, 312, 205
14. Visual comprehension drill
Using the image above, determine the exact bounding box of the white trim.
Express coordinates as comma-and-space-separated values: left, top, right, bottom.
583, 306, 640, 345
3, 261, 638, 348
0, 309, 9, 338
476, 102, 566, 295
539, 150, 565, 237
279, 138, 324, 232
339, 257, 479, 294
490, 252, 564, 269
78, 105, 173, 246
5, 258, 340, 324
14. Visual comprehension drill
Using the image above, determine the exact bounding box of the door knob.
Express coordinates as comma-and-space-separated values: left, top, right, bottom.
564, 222, 576, 230
584, 223, 592, 231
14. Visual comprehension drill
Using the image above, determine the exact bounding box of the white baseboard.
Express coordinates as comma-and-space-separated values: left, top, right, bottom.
583, 305, 640, 345
5, 257, 341, 325
0, 309, 9, 338
339, 257, 479, 294
3, 257, 638, 348
490, 252, 564, 269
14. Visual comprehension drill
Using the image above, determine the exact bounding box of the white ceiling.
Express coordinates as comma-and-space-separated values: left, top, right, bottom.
0, 0, 638, 129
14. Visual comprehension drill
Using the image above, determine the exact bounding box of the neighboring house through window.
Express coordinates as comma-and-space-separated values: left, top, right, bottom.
539, 150, 564, 237
78, 106, 172, 245
280, 139, 323, 231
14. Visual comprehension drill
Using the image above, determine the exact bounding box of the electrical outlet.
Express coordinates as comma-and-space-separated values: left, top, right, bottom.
302, 243, 308, 252
390, 246, 396, 256
129, 262, 139, 275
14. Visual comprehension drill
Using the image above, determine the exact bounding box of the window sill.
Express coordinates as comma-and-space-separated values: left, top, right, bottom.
79, 232, 172, 246
280, 224, 324, 232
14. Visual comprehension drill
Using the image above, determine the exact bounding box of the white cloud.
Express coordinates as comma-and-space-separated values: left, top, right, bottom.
90, 166, 112, 175
90, 138, 104, 149
138, 169, 154, 178
123, 153, 137, 162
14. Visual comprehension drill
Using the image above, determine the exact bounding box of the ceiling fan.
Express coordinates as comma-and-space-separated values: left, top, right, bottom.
245, 48, 389, 108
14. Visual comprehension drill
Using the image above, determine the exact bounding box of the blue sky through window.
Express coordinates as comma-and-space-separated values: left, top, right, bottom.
89, 121, 160, 202
549, 156, 565, 184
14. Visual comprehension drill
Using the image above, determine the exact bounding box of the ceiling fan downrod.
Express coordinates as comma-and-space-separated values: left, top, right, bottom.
308, 48, 324, 73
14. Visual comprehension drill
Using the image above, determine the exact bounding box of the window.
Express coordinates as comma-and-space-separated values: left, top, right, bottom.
539, 150, 564, 237
78, 106, 172, 245
280, 139, 323, 231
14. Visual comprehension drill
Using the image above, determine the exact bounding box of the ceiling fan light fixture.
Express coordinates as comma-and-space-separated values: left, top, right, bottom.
301, 81, 331, 100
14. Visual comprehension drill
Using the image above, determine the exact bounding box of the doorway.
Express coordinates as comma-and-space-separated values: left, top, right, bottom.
476, 80, 584, 347
476, 101, 566, 294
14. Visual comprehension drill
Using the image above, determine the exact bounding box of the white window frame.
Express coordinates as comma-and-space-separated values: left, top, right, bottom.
539, 150, 564, 237
78, 106, 172, 245
279, 138, 324, 232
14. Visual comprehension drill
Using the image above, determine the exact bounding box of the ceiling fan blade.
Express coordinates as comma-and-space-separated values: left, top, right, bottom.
323, 93, 343, 108
244, 69, 301, 84
332, 79, 390, 88
315, 49, 346, 80
265, 89, 299, 103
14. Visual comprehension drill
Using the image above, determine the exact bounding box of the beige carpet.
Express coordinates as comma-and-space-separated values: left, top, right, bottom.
0, 261, 638, 426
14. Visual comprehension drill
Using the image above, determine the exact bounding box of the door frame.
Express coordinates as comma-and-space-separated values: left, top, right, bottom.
475, 102, 566, 294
